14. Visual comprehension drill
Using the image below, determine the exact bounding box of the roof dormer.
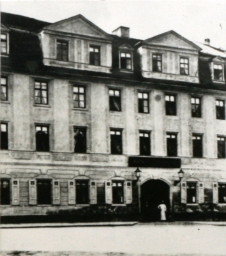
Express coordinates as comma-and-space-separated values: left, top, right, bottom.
1, 24, 10, 56
211, 56, 225, 83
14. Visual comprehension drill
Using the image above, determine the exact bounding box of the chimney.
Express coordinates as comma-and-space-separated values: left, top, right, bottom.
112, 26, 130, 38
204, 38, 210, 45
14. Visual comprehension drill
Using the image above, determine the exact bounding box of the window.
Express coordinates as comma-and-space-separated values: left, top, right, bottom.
73, 86, 86, 108
216, 100, 225, 120
165, 94, 177, 116
218, 183, 226, 203
35, 125, 49, 152
112, 180, 124, 204
89, 45, 100, 66
97, 182, 105, 204
56, 39, 68, 61
34, 81, 48, 105
217, 136, 226, 158
76, 180, 89, 204
1, 33, 8, 54
187, 182, 197, 203
192, 134, 203, 158
138, 92, 149, 113
152, 54, 162, 72
214, 64, 223, 81
74, 127, 86, 153
120, 51, 132, 70
110, 129, 122, 154
191, 97, 201, 118
109, 89, 121, 111
37, 179, 52, 204
1, 77, 8, 101
0, 179, 10, 205
0, 123, 8, 150
166, 132, 177, 157
180, 57, 189, 75
139, 131, 151, 156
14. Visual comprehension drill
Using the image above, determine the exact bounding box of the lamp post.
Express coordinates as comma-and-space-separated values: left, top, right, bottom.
135, 167, 142, 216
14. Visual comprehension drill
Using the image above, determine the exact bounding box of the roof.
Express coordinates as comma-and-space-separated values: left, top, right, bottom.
196, 42, 226, 58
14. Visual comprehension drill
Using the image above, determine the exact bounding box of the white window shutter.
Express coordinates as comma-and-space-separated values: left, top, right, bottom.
198, 182, 204, 204
125, 181, 132, 204
181, 182, 187, 204
213, 182, 218, 204
29, 180, 37, 205
105, 181, 112, 204
12, 179, 20, 205
52, 180, 60, 205
90, 181, 97, 204
68, 180, 75, 205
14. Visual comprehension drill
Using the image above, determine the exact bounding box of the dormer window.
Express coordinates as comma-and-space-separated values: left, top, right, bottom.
56, 39, 68, 61
152, 53, 162, 72
180, 57, 189, 75
214, 64, 224, 81
120, 51, 132, 70
89, 45, 100, 66
1, 33, 8, 54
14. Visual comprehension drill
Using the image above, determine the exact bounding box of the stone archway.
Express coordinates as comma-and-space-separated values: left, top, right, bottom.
141, 179, 170, 221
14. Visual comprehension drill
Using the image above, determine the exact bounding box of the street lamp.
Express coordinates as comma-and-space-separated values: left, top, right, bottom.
134, 167, 142, 216
174, 169, 184, 186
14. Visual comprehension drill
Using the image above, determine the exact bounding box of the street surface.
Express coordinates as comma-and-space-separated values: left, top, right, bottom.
0, 223, 226, 255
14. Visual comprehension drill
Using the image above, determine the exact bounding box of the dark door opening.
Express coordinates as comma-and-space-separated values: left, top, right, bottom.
141, 179, 170, 221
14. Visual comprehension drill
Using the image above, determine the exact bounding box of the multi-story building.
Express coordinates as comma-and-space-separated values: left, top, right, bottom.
1, 12, 226, 221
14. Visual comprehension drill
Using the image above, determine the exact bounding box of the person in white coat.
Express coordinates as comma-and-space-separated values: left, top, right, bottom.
158, 201, 167, 221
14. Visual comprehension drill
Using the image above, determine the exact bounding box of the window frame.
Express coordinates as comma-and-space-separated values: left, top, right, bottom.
34, 80, 48, 105
165, 94, 177, 116
213, 63, 224, 82
139, 130, 151, 156
109, 88, 122, 112
35, 124, 50, 152
1, 76, 8, 101
112, 180, 124, 204
0, 122, 8, 150
72, 85, 86, 109
119, 50, 133, 71
166, 132, 178, 157
192, 133, 203, 158
186, 181, 198, 204
89, 44, 101, 66
191, 96, 202, 118
110, 128, 123, 155
216, 99, 225, 120
180, 57, 189, 75
76, 179, 90, 205
218, 183, 226, 204
152, 53, 162, 73
0, 178, 10, 205
74, 126, 87, 153
37, 179, 52, 205
138, 91, 149, 114
217, 135, 226, 158
1, 32, 9, 55
56, 39, 69, 62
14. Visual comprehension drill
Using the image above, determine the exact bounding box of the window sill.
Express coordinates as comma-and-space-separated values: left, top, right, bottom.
165, 115, 178, 118
33, 104, 51, 108
119, 69, 133, 73
191, 116, 202, 119
0, 100, 10, 104
72, 108, 89, 112
213, 80, 225, 83
75, 204, 90, 206
138, 112, 150, 115
112, 204, 126, 206
186, 203, 198, 206
216, 118, 226, 121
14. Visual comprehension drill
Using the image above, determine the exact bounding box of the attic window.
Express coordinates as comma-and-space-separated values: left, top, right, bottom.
180, 57, 189, 75
120, 51, 132, 70
1, 33, 8, 54
214, 64, 224, 81
57, 39, 68, 61
89, 45, 100, 66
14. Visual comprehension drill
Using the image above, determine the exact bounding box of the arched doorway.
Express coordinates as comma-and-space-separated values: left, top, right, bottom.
141, 179, 170, 221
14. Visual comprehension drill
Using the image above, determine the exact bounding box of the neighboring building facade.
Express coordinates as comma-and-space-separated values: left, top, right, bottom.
1, 12, 226, 220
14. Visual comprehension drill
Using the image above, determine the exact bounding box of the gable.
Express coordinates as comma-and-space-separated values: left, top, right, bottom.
212, 56, 225, 63
145, 31, 200, 51
43, 15, 110, 40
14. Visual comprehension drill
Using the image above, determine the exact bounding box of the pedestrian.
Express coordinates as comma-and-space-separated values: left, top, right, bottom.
158, 201, 167, 221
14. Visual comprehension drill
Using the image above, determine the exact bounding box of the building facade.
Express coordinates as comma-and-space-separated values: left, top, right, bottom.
1, 12, 226, 220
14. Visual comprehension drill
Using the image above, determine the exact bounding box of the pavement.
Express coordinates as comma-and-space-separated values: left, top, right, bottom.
1, 221, 226, 229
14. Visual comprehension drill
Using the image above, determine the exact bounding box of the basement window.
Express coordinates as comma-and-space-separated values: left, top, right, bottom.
187, 182, 197, 204
110, 129, 123, 154
37, 179, 52, 205
97, 182, 106, 205
218, 183, 226, 203
112, 180, 124, 204
74, 127, 87, 153
0, 179, 10, 205
76, 180, 89, 204
109, 89, 121, 111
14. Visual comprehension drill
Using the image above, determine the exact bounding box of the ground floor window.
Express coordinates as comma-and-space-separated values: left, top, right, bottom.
76, 180, 89, 204
112, 180, 124, 204
97, 182, 105, 204
0, 179, 10, 205
187, 182, 197, 203
218, 183, 226, 203
37, 179, 52, 204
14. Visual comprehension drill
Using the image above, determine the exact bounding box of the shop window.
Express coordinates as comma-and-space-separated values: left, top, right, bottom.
0, 122, 8, 150
76, 180, 89, 204
187, 182, 197, 203
180, 57, 189, 75
216, 100, 225, 120
112, 180, 124, 204
192, 134, 203, 158
217, 136, 226, 158
110, 129, 122, 154
139, 131, 151, 156
73, 86, 86, 108
166, 132, 177, 157
120, 51, 132, 70
218, 183, 226, 203
214, 64, 224, 81
1, 33, 8, 54
0, 179, 10, 205
74, 127, 87, 153
109, 89, 121, 111
37, 179, 52, 205
152, 53, 162, 72
138, 92, 149, 113
89, 45, 100, 66
165, 94, 177, 116
57, 39, 68, 61
1, 77, 8, 101
97, 182, 106, 204
35, 125, 49, 152
191, 97, 201, 118
34, 81, 48, 105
